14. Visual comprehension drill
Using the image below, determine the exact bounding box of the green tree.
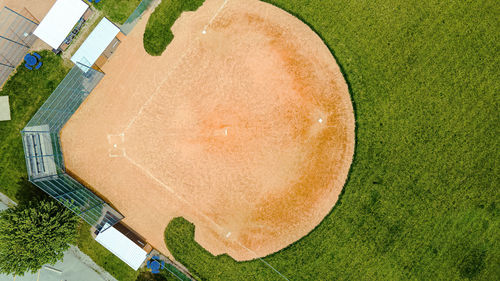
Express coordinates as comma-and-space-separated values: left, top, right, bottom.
0, 200, 78, 276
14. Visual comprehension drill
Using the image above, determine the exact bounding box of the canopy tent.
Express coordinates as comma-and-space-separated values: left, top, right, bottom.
71, 18, 119, 68
95, 224, 148, 270
33, 0, 89, 49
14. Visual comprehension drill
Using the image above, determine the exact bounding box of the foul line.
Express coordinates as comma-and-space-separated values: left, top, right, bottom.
118, 0, 289, 279
203, 0, 230, 32
123, 0, 231, 135
122, 150, 289, 280
122, 44, 198, 134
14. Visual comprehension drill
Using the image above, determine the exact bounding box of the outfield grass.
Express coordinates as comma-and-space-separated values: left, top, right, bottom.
164, 0, 499, 280
0, 51, 69, 201
143, 0, 205, 56
92, 0, 142, 24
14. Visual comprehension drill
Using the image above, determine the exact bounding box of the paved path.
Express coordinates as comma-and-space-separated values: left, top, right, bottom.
0, 192, 117, 281
0, 201, 8, 212
0, 246, 118, 281
0, 191, 16, 210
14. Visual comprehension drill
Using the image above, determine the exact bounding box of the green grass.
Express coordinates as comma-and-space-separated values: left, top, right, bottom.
143, 0, 205, 56
76, 222, 140, 281
162, 263, 193, 281
0, 52, 140, 281
91, 0, 142, 24
136, 270, 182, 281
0, 51, 69, 201
164, 0, 500, 280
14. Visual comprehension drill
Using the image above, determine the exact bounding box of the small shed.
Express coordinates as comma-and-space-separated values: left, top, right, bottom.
33, 0, 89, 49
0, 96, 11, 121
71, 18, 120, 68
95, 223, 149, 270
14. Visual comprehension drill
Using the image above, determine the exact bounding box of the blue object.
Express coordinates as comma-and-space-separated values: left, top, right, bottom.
24, 54, 37, 66
147, 256, 165, 274
24, 53, 42, 70
150, 260, 160, 274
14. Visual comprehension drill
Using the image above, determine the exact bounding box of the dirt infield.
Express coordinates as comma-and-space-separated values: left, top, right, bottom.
61, 0, 355, 261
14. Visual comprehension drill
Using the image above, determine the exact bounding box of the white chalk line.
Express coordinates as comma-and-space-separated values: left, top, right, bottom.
203, 0, 230, 32
122, 45, 198, 134
120, 0, 289, 278
122, 148, 289, 280
123, 0, 232, 135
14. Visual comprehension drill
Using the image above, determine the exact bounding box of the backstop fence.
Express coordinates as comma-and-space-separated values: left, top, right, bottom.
0, 6, 38, 87
120, 0, 156, 35
21, 63, 124, 232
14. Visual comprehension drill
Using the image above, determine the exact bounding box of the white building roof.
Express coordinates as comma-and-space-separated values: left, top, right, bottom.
71, 18, 119, 68
95, 224, 148, 270
0, 96, 11, 121
33, 0, 89, 49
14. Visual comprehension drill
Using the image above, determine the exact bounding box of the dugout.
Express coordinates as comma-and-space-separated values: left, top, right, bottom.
71, 17, 120, 70
95, 223, 150, 270
33, 0, 90, 51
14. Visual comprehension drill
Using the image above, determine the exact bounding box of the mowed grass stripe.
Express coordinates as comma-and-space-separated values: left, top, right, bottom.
163, 0, 499, 280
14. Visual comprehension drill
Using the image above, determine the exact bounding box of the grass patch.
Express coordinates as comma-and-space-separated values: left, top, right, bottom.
0, 51, 139, 281
143, 0, 205, 56
164, 0, 499, 280
0, 51, 69, 201
165, 218, 277, 280
76, 222, 140, 281
91, 0, 142, 24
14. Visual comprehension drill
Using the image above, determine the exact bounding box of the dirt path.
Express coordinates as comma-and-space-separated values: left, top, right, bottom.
61, 0, 355, 261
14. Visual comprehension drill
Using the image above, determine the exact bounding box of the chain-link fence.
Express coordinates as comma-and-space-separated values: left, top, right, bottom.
21, 62, 123, 232
120, 0, 156, 35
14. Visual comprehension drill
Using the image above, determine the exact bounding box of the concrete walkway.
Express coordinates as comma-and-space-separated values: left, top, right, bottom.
0, 201, 8, 212
0, 192, 117, 281
0, 191, 16, 210
0, 246, 118, 281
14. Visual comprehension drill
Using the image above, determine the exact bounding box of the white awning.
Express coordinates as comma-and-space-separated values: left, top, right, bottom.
71, 18, 119, 68
95, 224, 148, 270
33, 0, 89, 49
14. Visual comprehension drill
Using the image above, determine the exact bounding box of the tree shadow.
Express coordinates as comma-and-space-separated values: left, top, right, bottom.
15, 177, 50, 206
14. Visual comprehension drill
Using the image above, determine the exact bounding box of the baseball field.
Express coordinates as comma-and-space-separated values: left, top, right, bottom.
161, 0, 498, 280
61, 0, 354, 261
0, 0, 497, 280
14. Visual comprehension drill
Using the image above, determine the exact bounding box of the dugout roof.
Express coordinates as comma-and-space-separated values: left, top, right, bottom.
71, 18, 119, 68
95, 224, 148, 270
33, 0, 88, 49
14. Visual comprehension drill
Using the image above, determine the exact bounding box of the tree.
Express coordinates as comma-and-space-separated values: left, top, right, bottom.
0, 200, 78, 276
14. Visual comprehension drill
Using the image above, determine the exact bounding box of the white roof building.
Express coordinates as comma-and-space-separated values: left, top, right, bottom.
33, 0, 89, 49
95, 224, 149, 270
71, 18, 120, 68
